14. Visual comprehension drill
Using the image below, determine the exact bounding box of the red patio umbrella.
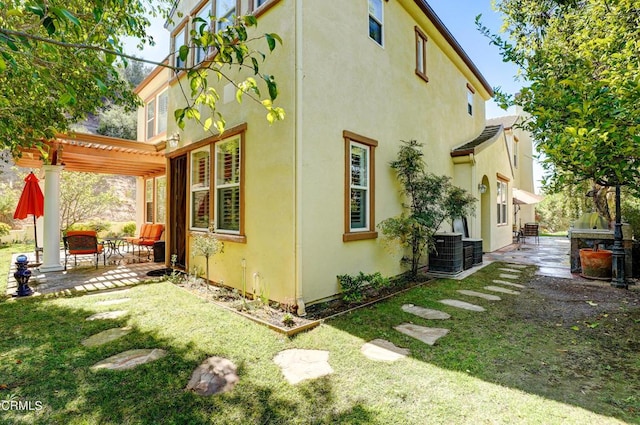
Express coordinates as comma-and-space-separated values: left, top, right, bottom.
13, 172, 44, 263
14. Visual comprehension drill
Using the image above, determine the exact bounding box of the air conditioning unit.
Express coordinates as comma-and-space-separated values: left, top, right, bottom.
428, 233, 463, 274
463, 238, 483, 266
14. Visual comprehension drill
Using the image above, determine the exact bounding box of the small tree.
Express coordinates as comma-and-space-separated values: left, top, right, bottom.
379, 140, 476, 277
191, 223, 224, 288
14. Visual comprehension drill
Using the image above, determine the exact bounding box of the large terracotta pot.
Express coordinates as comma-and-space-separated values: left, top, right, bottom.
579, 248, 612, 280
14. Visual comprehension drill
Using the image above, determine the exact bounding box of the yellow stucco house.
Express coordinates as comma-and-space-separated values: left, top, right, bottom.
134, 0, 537, 313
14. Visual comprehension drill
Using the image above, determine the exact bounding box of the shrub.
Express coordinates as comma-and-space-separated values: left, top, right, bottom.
0, 222, 10, 238
337, 271, 390, 303
122, 222, 136, 236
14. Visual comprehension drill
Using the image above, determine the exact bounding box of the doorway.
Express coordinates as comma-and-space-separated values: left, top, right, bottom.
169, 155, 187, 268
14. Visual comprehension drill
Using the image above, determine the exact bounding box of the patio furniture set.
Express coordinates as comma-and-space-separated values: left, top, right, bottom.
513, 222, 540, 244
63, 224, 164, 270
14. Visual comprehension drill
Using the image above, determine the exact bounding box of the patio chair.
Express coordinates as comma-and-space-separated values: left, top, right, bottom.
522, 223, 540, 244
63, 230, 105, 270
129, 223, 164, 258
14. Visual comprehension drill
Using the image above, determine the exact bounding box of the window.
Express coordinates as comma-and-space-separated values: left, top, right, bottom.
215, 138, 241, 233
173, 26, 187, 69
195, 1, 213, 64
497, 179, 508, 225
368, 0, 383, 46
513, 137, 519, 168
191, 148, 211, 230
216, 0, 236, 31
415, 27, 428, 82
155, 176, 167, 223
145, 89, 168, 140
467, 83, 475, 116
145, 179, 154, 223
254, 0, 268, 9
344, 131, 377, 241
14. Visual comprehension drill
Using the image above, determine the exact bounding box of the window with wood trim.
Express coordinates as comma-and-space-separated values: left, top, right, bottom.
215, 137, 241, 233
145, 89, 168, 140
146, 99, 156, 139
194, 1, 213, 65
155, 176, 167, 224
497, 179, 508, 225
190, 147, 211, 230
415, 27, 428, 82
145, 178, 154, 223
216, 0, 236, 31
173, 26, 187, 69
368, 0, 383, 46
344, 131, 377, 241
467, 84, 475, 116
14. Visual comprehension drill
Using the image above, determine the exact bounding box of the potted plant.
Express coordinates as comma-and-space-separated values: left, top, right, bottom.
579, 243, 612, 280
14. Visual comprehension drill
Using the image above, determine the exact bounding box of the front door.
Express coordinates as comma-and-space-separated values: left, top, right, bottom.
169, 155, 187, 268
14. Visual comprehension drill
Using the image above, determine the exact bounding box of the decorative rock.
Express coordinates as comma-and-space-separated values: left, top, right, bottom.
91, 348, 167, 371
95, 298, 131, 306
273, 349, 333, 385
81, 327, 132, 347
185, 357, 239, 396
492, 280, 526, 289
456, 290, 501, 301
394, 323, 449, 346
484, 285, 520, 295
498, 268, 522, 274
499, 273, 521, 280
401, 304, 451, 320
361, 339, 410, 362
506, 264, 527, 269
85, 310, 128, 321
438, 299, 486, 312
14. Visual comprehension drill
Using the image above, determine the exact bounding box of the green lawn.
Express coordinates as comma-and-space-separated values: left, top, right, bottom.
0, 255, 637, 424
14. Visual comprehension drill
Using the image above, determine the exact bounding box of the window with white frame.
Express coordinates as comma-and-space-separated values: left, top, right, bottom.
343, 131, 377, 241
173, 26, 187, 69
368, 0, 383, 45
415, 27, 428, 82
155, 176, 166, 223
195, 1, 213, 64
145, 178, 154, 223
216, 0, 236, 31
497, 180, 508, 225
350, 142, 370, 231
146, 99, 156, 139
254, 0, 268, 9
215, 138, 241, 233
191, 148, 211, 230
145, 89, 168, 140
467, 84, 475, 116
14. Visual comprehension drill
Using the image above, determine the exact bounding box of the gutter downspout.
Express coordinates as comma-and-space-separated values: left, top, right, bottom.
294, 0, 306, 316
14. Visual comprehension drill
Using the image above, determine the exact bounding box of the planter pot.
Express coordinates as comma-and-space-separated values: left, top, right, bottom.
579, 248, 612, 280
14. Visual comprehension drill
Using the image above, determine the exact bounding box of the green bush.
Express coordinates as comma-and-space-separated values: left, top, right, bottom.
337, 272, 390, 303
122, 222, 136, 236
0, 222, 10, 238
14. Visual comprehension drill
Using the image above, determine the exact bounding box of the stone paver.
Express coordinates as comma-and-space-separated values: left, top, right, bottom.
499, 273, 521, 280
186, 357, 239, 395
438, 299, 486, 312
484, 285, 520, 295
361, 339, 410, 362
394, 323, 449, 346
85, 310, 128, 321
498, 268, 522, 274
492, 280, 526, 289
90, 348, 167, 371
81, 327, 132, 347
506, 264, 528, 269
95, 298, 131, 306
273, 349, 333, 385
456, 290, 501, 301
401, 304, 451, 320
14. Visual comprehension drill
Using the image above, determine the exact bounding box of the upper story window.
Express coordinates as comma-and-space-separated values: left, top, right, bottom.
195, 1, 213, 65
467, 83, 475, 116
216, 0, 236, 31
415, 27, 428, 82
254, 0, 268, 8
513, 137, 519, 168
173, 26, 187, 69
368, 0, 383, 46
145, 89, 168, 140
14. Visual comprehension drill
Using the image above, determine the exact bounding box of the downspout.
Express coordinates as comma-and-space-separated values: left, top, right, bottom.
294, 0, 306, 316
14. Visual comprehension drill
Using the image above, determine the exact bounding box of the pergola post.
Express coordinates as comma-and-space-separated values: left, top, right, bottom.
39, 165, 65, 272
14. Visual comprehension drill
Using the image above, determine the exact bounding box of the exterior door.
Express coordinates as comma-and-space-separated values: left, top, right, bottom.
169, 155, 187, 268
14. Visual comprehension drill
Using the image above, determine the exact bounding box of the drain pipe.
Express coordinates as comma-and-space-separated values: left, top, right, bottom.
294, 0, 306, 316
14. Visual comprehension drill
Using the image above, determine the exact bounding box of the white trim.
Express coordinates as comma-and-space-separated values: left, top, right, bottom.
214, 137, 241, 235
349, 141, 370, 232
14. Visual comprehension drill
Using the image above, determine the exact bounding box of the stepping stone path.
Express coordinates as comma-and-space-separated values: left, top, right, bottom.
82, 327, 132, 347
90, 348, 167, 371
492, 280, 526, 289
498, 268, 522, 274
438, 299, 485, 312
499, 273, 521, 280
394, 323, 449, 346
273, 349, 333, 385
506, 264, 527, 269
484, 285, 520, 295
401, 304, 451, 320
361, 339, 410, 362
185, 356, 239, 396
95, 298, 131, 306
85, 310, 128, 321
456, 290, 501, 301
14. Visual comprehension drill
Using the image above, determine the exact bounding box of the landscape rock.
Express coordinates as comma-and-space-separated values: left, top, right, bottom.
273, 349, 333, 385
85, 310, 128, 321
394, 323, 449, 346
361, 339, 410, 362
81, 327, 132, 347
438, 299, 486, 312
91, 348, 167, 371
185, 357, 239, 396
456, 290, 501, 301
401, 304, 451, 320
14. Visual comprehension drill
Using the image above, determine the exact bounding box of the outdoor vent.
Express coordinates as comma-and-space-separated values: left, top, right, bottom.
463, 238, 483, 266
428, 233, 463, 274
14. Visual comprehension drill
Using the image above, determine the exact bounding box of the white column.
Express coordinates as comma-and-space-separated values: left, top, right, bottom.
39, 165, 65, 272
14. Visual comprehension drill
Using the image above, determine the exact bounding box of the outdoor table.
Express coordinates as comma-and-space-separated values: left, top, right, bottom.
102, 238, 126, 259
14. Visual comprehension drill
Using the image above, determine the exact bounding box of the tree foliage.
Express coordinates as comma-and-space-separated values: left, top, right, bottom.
59, 172, 121, 232
378, 140, 476, 277
478, 0, 640, 191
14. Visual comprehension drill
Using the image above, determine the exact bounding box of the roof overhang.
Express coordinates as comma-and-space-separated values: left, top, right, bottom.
15, 132, 166, 177
513, 188, 543, 205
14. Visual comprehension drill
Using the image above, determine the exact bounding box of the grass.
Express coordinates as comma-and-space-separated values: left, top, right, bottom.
0, 256, 637, 424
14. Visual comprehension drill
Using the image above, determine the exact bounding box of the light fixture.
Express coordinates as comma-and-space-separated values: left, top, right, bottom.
168, 132, 180, 149
478, 183, 487, 194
